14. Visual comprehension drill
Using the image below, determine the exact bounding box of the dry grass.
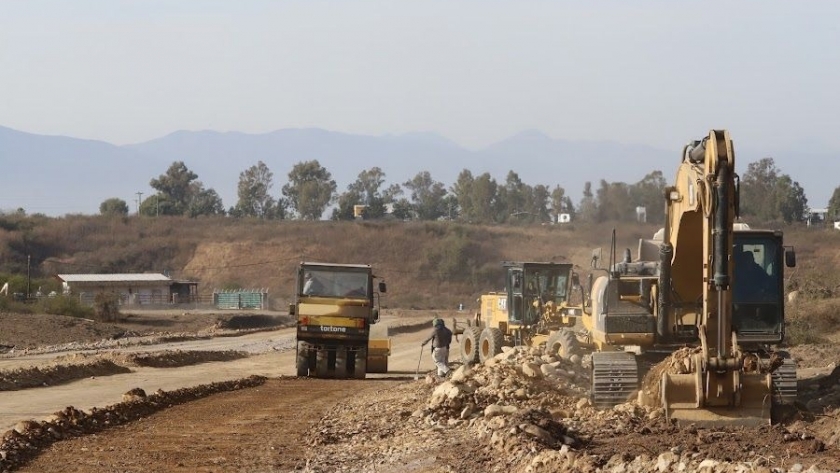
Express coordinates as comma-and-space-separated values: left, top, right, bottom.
2, 215, 840, 319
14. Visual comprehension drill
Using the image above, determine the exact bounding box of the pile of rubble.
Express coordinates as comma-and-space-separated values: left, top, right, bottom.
306, 342, 839, 472
791, 364, 840, 449
0, 360, 131, 391
0, 375, 266, 472
0, 350, 252, 393
114, 349, 249, 368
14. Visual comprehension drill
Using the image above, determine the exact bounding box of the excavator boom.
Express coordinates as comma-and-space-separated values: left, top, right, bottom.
660, 130, 775, 426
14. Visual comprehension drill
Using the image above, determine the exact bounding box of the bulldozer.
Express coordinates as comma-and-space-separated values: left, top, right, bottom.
291, 262, 389, 378
458, 261, 586, 364
580, 130, 796, 425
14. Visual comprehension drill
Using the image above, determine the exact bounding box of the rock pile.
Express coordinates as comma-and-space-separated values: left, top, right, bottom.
118, 349, 249, 368
0, 350, 254, 394
0, 360, 131, 391
298, 341, 839, 472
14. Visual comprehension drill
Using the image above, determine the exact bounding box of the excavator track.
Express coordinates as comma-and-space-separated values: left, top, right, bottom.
770, 354, 797, 405
591, 351, 639, 408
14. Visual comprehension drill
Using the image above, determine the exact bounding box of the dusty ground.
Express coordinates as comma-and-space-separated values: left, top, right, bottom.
0, 309, 838, 472
0, 310, 288, 351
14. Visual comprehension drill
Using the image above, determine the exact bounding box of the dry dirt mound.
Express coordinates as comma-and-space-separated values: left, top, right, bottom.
0, 350, 251, 392
790, 364, 840, 449
53, 349, 250, 368
0, 311, 290, 356
213, 314, 289, 330
0, 360, 131, 391
114, 350, 249, 368
0, 376, 266, 472
0, 313, 125, 350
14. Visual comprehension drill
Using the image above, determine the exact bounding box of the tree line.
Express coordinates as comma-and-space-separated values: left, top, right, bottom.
97, 157, 829, 225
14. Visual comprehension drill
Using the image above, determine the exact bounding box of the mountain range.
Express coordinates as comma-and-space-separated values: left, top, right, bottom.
1, 125, 836, 216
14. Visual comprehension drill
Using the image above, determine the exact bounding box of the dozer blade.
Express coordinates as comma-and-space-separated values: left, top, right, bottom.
591, 351, 639, 408
662, 371, 772, 427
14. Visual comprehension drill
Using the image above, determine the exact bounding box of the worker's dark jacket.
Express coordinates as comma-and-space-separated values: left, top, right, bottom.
423, 325, 453, 349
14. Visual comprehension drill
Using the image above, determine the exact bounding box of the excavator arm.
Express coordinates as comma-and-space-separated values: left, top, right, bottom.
660, 130, 774, 426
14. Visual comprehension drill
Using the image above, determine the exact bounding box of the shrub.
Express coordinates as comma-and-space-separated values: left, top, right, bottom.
785, 298, 840, 346
93, 292, 121, 322
0, 296, 28, 313
36, 295, 94, 319
422, 232, 480, 282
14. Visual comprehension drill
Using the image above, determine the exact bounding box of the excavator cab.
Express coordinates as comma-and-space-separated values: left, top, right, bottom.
732, 230, 793, 342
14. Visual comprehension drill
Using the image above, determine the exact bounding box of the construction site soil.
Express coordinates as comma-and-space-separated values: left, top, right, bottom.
0, 310, 837, 472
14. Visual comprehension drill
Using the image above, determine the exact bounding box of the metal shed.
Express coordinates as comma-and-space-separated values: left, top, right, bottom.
56, 273, 178, 305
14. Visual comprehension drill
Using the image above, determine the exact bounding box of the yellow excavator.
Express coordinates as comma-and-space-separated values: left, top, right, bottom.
582, 130, 796, 426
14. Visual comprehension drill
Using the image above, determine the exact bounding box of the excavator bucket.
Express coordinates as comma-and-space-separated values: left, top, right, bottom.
661, 371, 772, 427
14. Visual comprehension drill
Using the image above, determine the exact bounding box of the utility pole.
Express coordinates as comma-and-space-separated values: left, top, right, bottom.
136, 192, 143, 215
26, 254, 31, 299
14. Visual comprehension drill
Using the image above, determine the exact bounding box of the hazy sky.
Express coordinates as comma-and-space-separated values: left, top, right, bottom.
1, 0, 839, 152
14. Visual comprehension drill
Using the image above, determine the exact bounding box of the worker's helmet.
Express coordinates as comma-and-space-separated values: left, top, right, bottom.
433, 318, 444, 327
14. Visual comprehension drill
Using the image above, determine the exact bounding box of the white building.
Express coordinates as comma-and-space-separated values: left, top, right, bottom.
56, 273, 190, 305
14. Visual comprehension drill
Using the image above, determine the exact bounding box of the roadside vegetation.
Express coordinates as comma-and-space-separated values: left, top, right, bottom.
1, 153, 838, 319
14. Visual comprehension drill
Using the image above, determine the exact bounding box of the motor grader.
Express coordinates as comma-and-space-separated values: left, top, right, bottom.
458, 261, 586, 364
581, 130, 796, 426
291, 262, 389, 378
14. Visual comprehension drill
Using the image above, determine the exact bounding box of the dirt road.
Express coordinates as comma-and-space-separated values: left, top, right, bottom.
16, 378, 403, 473
1, 310, 838, 472
0, 316, 444, 433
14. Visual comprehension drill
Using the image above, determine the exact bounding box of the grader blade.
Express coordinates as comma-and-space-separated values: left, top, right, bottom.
661, 371, 772, 427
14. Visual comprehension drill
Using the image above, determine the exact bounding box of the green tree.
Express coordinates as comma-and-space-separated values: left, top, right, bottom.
187, 184, 225, 217
139, 194, 168, 216
334, 183, 402, 221
501, 171, 527, 219
99, 198, 129, 217
578, 181, 597, 223
343, 167, 391, 220
232, 161, 278, 219
596, 180, 633, 222
740, 158, 778, 220
331, 189, 362, 221
442, 194, 459, 220
451, 169, 475, 221
149, 161, 200, 215
828, 186, 840, 222
771, 175, 807, 223
390, 198, 414, 220
629, 170, 667, 224
528, 184, 551, 223
282, 160, 337, 220
471, 173, 499, 224
740, 158, 808, 223
550, 185, 575, 222
403, 171, 448, 220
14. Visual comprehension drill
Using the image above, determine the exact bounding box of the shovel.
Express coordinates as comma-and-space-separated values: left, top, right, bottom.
414, 345, 424, 380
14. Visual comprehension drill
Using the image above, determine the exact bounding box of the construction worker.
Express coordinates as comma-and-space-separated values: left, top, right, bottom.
302, 272, 324, 296
421, 318, 452, 377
